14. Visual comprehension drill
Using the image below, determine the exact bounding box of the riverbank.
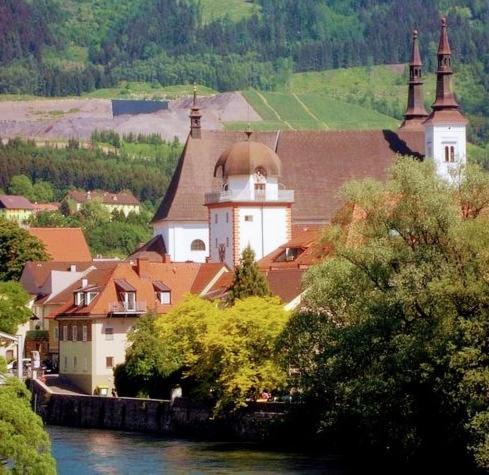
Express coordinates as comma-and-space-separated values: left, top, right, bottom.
31, 379, 289, 442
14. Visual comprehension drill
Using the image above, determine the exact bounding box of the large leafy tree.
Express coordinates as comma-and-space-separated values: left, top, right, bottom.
228, 247, 270, 304
0, 218, 48, 281
279, 159, 489, 470
120, 296, 289, 410
0, 282, 31, 335
0, 357, 56, 474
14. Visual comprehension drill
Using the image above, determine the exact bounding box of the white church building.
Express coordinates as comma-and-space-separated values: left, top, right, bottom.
152, 18, 467, 267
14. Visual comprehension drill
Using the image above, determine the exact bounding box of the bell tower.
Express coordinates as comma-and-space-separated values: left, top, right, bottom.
400, 29, 428, 129
424, 18, 468, 183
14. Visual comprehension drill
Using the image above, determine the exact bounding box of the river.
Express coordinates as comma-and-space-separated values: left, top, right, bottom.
48, 426, 347, 474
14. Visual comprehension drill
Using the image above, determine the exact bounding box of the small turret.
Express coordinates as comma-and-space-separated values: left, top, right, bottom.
189, 84, 202, 139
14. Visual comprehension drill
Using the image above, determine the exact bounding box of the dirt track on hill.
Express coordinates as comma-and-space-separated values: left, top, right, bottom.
0, 92, 261, 143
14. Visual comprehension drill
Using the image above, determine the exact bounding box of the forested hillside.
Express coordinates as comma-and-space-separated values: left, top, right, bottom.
1, 1, 489, 138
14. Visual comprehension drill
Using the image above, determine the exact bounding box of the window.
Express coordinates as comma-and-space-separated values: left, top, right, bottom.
63, 325, 68, 341
105, 327, 114, 341
444, 145, 456, 163
86, 292, 98, 305
54, 326, 59, 341
226, 212, 229, 223
82, 325, 88, 342
191, 239, 206, 251
215, 238, 218, 248
226, 237, 230, 248
73, 356, 77, 370
75, 292, 85, 306
214, 213, 218, 224
72, 325, 78, 342
159, 291, 171, 304
124, 292, 136, 311
64, 356, 68, 370
106, 357, 114, 369
244, 215, 253, 222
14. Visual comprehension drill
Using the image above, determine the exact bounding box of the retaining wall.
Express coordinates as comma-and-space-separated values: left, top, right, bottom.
31, 380, 287, 441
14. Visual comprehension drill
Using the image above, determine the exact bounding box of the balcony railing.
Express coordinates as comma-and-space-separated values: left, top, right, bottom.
108, 302, 147, 315
205, 190, 294, 204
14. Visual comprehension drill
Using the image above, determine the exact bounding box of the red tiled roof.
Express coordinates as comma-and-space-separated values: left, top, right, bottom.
67, 190, 140, 206
0, 195, 34, 210
128, 235, 167, 261
53, 261, 227, 319
152, 129, 424, 224
266, 269, 306, 304
28, 228, 92, 262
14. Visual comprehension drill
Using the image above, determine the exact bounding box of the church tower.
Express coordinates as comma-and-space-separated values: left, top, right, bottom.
400, 29, 428, 129
190, 85, 202, 139
424, 17, 468, 182
206, 135, 294, 268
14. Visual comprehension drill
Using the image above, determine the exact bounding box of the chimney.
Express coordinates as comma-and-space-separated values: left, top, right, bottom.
70, 264, 77, 272
81, 278, 88, 288
163, 254, 172, 263
136, 258, 151, 277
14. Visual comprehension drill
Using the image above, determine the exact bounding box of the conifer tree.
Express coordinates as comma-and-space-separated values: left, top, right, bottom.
228, 246, 270, 305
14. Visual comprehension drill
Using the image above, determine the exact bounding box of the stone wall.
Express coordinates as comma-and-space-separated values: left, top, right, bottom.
31, 379, 287, 441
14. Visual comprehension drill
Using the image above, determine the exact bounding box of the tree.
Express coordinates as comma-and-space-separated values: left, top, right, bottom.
228, 247, 270, 304
0, 282, 31, 334
76, 199, 111, 228
8, 175, 33, 200
0, 218, 48, 281
119, 295, 289, 410
32, 181, 54, 203
279, 159, 489, 470
0, 357, 56, 474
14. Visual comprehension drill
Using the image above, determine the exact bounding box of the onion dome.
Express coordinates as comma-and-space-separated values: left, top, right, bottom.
214, 141, 281, 178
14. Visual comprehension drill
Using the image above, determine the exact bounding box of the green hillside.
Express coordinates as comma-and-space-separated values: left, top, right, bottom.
199, 0, 259, 23
229, 89, 399, 131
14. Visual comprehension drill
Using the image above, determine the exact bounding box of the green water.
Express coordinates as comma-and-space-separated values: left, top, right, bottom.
48, 425, 347, 474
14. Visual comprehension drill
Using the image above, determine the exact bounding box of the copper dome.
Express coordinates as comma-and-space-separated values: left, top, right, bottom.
214, 141, 281, 178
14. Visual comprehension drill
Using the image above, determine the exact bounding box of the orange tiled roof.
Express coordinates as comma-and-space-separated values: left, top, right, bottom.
28, 228, 92, 262
53, 260, 227, 319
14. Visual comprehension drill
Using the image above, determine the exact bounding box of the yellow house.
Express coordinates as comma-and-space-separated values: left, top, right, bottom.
0, 195, 35, 223
67, 190, 140, 217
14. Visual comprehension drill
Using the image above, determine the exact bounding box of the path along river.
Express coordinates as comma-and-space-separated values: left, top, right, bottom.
48, 425, 348, 474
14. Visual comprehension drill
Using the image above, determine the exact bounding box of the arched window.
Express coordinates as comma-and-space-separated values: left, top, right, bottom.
450, 146, 455, 162
191, 239, 206, 251
445, 146, 450, 163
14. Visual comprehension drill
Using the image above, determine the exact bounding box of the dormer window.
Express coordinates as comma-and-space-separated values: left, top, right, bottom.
274, 247, 304, 263
153, 281, 171, 304
75, 292, 85, 306
114, 279, 137, 311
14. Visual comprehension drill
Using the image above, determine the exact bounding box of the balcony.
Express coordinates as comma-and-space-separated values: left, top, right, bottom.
108, 301, 147, 315
205, 189, 294, 205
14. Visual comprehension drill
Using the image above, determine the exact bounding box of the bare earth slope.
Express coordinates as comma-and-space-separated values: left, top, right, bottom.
0, 92, 261, 143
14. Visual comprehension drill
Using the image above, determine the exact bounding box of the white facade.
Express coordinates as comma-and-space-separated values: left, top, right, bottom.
237, 206, 289, 259
153, 221, 209, 263
424, 123, 466, 183
207, 171, 293, 267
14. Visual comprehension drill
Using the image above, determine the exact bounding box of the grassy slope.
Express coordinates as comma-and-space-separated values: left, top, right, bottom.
233, 88, 399, 131
199, 0, 259, 23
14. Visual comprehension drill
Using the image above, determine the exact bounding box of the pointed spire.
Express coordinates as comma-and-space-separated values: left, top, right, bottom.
432, 17, 459, 111
189, 82, 202, 139
400, 29, 428, 129
438, 16, 451, 55
425, 17, 467, 126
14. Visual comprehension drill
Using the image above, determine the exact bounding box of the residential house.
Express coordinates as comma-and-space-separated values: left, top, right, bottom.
0, 195, 35, 223
51, 259, 228, 394
67, 190, 141, 216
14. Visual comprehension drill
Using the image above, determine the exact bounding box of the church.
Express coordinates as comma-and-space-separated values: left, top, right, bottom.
151, 18, 467, 268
